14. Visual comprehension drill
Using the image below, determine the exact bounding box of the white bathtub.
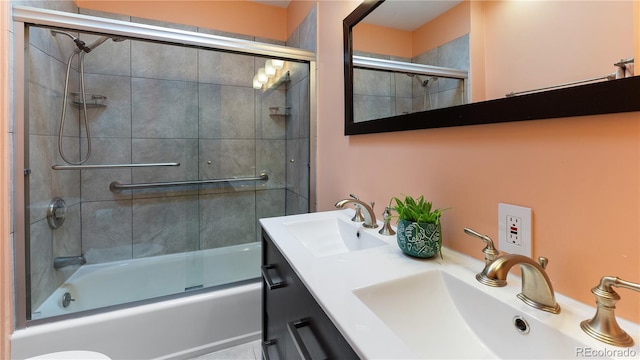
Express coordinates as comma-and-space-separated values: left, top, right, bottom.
11, 243, 262, 360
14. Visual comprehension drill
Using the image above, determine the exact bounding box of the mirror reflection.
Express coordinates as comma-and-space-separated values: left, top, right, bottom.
349, 0, 634, 124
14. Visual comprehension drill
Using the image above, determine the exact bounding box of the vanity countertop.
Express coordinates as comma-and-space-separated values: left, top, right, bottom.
260, 209, 640, 359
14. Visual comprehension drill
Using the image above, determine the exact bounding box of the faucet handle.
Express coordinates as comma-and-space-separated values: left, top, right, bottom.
581, 276, 640, 347
464, 228, 500, 264
378, 206, 396, 236
538, 257, 548, 269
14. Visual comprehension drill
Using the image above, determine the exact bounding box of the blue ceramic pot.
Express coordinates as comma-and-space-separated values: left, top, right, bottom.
396, 219, 440, 258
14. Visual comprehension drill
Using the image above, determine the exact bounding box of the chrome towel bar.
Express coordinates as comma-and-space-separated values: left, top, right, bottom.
52, 162, 180, 170
109, 171, 269, 192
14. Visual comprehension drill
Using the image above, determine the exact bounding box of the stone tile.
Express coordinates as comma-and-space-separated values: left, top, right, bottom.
199, 192, 256, 249
80, 137, 132, 202
199, 84, 255, 139
29, 134, 81, 224
132, 40, 197, 82
81, 34, 131, 77
29, 219, 55, 311
80, 73, 131, 138
256, 140, 285, 189
131, 138, 198, 183
131, 78, 198, 139
286, 138, 309, 199
132, 195, 199, 257
198, 50, 255, 87
199, 139, 256, 180
81, 200, 133, 264
255, 87, 286, 140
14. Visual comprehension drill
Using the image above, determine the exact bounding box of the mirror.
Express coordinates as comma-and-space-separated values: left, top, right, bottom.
344, 0, 640, 135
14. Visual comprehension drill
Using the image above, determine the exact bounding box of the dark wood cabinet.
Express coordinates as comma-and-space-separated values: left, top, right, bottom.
261, 229, 359, 360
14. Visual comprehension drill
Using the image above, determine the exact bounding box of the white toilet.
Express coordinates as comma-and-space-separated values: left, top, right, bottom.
25, 351, 111, 360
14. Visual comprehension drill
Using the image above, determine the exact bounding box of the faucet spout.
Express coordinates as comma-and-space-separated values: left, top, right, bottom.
54, 255, 86, 269
335, 198, 378, 228
476, 254, 561, 314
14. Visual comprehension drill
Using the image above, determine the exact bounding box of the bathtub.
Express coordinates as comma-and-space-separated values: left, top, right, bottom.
11, 243, 262, 360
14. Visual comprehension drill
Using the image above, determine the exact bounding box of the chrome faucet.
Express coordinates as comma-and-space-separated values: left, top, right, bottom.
581, 276, 640, 347
54, 255, 86, 269
335, 197, 378, 228
477, 254, 561, 314
348, 194, 365, 222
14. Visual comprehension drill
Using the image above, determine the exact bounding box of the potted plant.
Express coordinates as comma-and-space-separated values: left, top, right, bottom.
391, 195, 447, 259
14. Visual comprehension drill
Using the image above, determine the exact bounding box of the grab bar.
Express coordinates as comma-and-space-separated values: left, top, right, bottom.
52, 162, 180, 170
109, 171, 269, 192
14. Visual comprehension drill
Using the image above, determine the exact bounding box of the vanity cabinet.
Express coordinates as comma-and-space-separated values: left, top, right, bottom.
261, 229, 359, 360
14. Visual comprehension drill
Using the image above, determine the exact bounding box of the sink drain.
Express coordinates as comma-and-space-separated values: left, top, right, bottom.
513, 315, 530, 334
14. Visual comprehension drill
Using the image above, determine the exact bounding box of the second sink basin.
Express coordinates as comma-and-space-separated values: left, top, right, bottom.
283, 216, 387, 257
353, 270, 592, 359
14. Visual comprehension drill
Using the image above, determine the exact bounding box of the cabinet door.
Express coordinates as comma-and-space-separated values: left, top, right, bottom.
262, 230, 359, 360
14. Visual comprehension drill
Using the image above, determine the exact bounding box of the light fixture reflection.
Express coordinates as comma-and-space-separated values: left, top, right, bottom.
272, 59, 284, 69
265, 60, 276, 77
257, 68, 268, 84
253, 60, 286, 90
253, 75, 262, 89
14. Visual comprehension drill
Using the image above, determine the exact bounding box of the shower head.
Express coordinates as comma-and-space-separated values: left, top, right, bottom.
50, 30, 91, 52
51, 30, 127, 53
83, 35, 128, 52
406, 73, 438, 88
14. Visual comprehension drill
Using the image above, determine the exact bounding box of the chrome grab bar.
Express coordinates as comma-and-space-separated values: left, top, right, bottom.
109, 171, 269, 192
52, 162, 180, 170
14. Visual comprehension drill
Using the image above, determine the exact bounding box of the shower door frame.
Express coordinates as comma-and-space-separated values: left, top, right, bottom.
12, 5, 317, 329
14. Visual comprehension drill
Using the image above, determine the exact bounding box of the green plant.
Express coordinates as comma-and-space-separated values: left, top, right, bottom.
391, 195, 445, 224
391, 195, 448, 259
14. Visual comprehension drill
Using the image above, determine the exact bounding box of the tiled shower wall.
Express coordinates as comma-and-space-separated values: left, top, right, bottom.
353, 34, 469, 122
18, 0, 84, 316
285, 6, 315, 214
23, 4, 314, 312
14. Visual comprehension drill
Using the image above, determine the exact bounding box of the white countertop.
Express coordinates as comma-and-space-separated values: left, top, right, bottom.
260, 209, 640, 359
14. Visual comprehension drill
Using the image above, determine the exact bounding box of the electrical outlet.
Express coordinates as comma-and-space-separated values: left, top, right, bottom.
507, 215, 522, 246
498, 203, 532, 257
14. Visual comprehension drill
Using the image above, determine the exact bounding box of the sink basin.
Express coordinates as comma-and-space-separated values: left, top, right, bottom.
353, 271, 592, 359
283, 217, 387, 257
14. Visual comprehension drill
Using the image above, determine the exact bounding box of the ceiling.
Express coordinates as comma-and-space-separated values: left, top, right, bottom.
250, 0, 462, 32
363, 0, 462, 31
250, 0, 290, 8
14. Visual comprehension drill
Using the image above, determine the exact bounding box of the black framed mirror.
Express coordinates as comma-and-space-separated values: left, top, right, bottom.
344, 0, 640, 135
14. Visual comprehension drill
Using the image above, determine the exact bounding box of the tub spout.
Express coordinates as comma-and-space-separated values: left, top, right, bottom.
54, 255, 86, 269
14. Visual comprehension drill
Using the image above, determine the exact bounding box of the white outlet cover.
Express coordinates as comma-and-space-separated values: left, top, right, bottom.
498, 203, 532, 257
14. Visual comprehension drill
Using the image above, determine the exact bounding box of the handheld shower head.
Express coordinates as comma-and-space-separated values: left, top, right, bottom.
73, 38, 91, 53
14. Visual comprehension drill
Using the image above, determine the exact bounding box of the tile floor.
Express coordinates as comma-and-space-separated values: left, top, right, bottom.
192, 340, 261, 360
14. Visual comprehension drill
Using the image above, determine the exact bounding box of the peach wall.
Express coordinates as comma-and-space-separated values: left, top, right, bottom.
1, 0, 11, 357
352, 1, 469, 59
469, 0, 486, 102
483, 1, 633, 100
636, 1, 640, 62
74, 0, 288, 41
353, 22, 412, 58
412, 1, 469, 56
317, 1, 639, 324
